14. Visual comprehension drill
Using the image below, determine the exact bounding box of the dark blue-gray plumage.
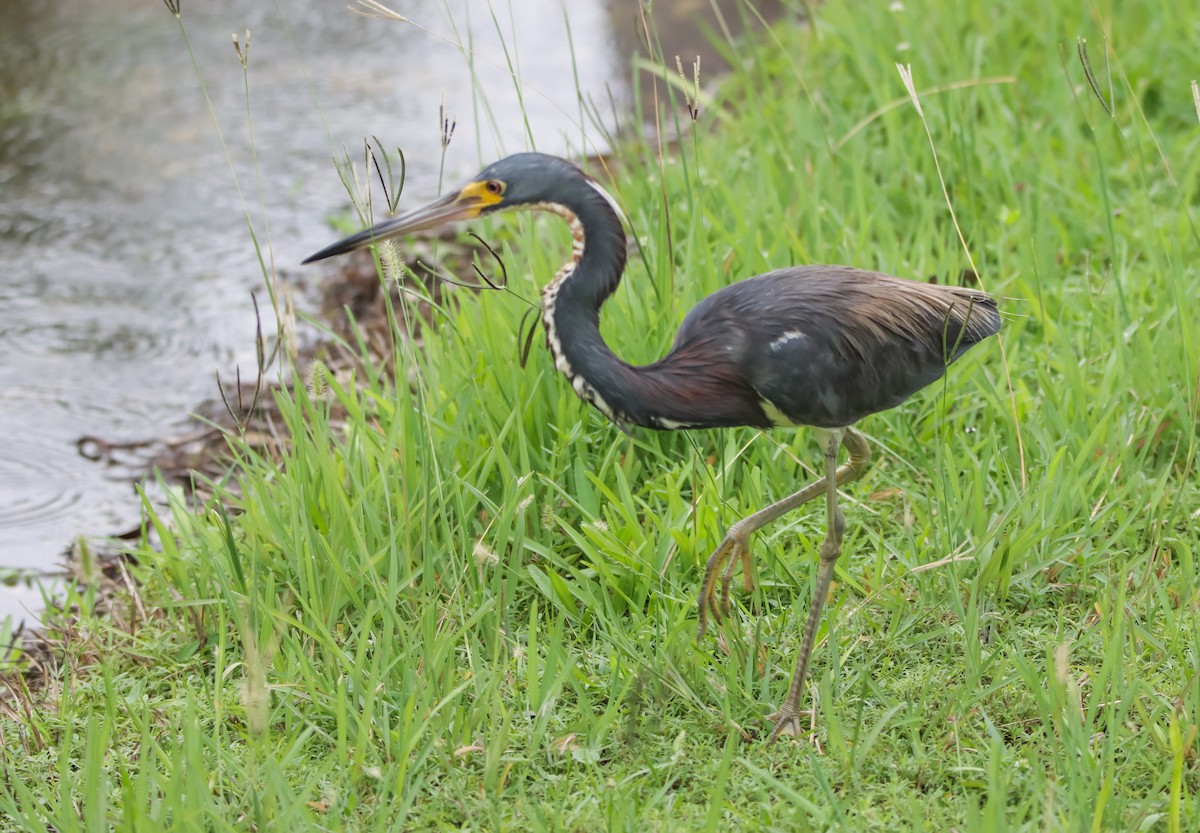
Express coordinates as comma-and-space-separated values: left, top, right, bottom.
305, 152, 1000, 742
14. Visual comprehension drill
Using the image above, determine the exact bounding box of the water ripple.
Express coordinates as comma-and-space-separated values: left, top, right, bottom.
0, 439, 84, 533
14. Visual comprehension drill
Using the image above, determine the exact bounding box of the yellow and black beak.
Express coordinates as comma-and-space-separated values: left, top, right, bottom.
302, 180, 504, 264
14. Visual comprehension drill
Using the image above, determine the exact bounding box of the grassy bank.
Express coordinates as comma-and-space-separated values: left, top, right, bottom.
3, 0, 1199, 829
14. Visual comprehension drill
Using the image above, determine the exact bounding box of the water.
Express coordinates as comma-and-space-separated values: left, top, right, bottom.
0, 0, 784, 624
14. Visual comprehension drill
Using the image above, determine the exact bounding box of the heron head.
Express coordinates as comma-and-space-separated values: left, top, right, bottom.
302, 152, 596, 264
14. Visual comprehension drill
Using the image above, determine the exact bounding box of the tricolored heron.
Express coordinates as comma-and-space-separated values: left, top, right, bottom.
305, 152, 1000, 742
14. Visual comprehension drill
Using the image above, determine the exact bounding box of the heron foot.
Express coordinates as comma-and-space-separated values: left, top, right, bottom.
697, 531, 750, 640
766, 706, 809, 744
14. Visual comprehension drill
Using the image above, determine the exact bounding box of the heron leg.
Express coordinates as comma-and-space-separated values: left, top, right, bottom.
697, 479, 825, 640
768, 427, 870, 742
696, 427, 871, 641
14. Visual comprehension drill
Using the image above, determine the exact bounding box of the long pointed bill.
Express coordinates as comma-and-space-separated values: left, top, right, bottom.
303, 185, 493, 264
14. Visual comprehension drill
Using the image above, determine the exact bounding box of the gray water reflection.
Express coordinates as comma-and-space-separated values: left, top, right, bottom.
0, 0, 784, 623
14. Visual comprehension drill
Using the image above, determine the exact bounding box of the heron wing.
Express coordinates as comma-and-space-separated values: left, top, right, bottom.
670, 265, 1000, 428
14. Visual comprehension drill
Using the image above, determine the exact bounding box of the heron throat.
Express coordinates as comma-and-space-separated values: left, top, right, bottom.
535, 180, 646, 427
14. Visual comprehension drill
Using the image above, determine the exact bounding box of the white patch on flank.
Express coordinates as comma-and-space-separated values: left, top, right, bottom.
769, 329, 806, 351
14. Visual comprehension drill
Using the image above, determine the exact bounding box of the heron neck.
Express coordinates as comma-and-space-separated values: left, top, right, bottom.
538, 187, 770, 430
538, 188, 632, 425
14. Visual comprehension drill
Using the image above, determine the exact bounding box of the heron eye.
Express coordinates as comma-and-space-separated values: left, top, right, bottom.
485, 180, 504, 196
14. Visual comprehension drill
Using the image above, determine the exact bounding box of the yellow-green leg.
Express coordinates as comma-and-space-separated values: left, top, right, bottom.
767, 427, 870, 741
694, 427, 871, 740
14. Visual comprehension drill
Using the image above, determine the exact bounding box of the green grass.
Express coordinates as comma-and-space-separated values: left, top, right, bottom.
3, 0, 1200, 829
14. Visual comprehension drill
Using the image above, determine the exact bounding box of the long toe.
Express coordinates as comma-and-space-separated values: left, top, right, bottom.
717, 554, 737, 616
717, 544, 747, 618
700, 590, 725, 635
697, 539, 738, 640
